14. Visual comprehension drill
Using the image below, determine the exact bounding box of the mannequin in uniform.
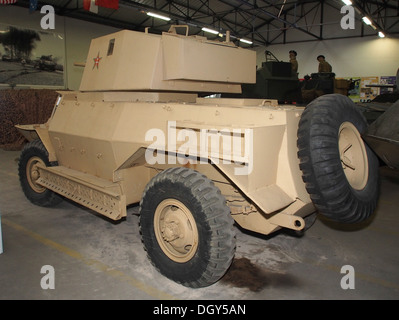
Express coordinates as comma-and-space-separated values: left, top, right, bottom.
317, 55, 332, 73
289, 50, 298, 75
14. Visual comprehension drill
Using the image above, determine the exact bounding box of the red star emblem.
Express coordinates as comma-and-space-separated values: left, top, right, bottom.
93, 52, 102, 70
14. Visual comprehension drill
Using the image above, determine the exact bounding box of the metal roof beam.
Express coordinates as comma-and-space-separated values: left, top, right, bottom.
233, 0, 322, 41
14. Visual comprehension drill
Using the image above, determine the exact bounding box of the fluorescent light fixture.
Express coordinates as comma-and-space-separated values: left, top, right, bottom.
147, 12, 171, 21
201, 27, 219, 35
362, 16, 372, 25
239, 38, 253, 45
341, 0, 352, 5
378, 31, 385, 38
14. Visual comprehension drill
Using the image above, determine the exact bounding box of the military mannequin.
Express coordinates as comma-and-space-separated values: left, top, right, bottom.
317, 55, 332, 73
289, 50, 298, 75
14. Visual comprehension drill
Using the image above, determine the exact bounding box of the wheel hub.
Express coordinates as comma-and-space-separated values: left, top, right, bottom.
26, 156, 46, 193
338, 122, 369, 190
154, 199, 199, 263
162, 219, 181, 243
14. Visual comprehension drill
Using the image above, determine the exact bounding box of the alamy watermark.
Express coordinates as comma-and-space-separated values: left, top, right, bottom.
38, 4, 357, 32
144, 121, 254, 176
30, 5, 55, 30
40, 265, 55, 290
340, 5, 355, 30
37, 4, 356, 32
40, 5, 55, 30
340, 265, 355, 290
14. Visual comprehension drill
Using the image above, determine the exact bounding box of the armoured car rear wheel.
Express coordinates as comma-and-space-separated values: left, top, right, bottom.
139, 167, 236, 288
18, 140, 62, 207
297, 94, 379, 223
153, 198, 199, 263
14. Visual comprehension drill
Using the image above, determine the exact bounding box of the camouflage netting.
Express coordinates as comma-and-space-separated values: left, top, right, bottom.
0, 89, 58, 151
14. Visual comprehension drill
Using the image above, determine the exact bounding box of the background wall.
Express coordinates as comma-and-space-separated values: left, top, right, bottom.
255, 36, 399, 79
1, 5, 398, 90
0, 5, 118, 90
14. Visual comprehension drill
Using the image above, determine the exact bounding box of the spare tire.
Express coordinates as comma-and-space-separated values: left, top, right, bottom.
297, 94, 379, 223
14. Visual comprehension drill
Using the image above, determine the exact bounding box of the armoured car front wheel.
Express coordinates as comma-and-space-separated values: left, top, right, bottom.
139, 167, 236, 288
18, 139, 62, 207
297, 94, 379, 223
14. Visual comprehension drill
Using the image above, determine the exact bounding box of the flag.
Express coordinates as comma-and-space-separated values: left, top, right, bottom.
83, 0, 98, 13
29, 0, 37, 12
0, 0, 17, 4
95, 0, 118, 10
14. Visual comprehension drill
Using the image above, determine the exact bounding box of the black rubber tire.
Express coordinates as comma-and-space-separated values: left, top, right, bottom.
139, 167, 236, 288
18, 139, 62, 207
297, 94, 379, 223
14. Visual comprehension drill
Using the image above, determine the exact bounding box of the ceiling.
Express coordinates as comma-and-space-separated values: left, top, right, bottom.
14, 0, 399, 46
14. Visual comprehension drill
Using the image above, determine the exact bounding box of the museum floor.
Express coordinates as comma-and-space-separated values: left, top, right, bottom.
0, 148, 398, 300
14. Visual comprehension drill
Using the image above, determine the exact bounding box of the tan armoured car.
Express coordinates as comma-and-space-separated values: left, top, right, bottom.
16, 26, 379, 288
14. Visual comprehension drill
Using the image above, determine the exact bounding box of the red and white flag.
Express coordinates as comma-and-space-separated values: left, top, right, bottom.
83, 0, 98, 13
0, 0, 17, 4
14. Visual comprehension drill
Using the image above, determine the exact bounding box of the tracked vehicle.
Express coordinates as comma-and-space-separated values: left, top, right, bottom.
16, 26, 379, 288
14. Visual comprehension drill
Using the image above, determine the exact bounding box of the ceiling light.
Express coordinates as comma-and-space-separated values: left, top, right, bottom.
378, 31, 385, 38
362, 17, 372, 25
201, 27, 219, 35
239, 38, 253, 45
147, 12, 171, 21
341, 0, 352, 5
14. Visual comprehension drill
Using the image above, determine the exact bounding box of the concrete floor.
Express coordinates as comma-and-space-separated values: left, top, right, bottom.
1, 148, 399, 300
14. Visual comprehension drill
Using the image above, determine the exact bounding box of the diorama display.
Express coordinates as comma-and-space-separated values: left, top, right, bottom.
0, 24, 64, 87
